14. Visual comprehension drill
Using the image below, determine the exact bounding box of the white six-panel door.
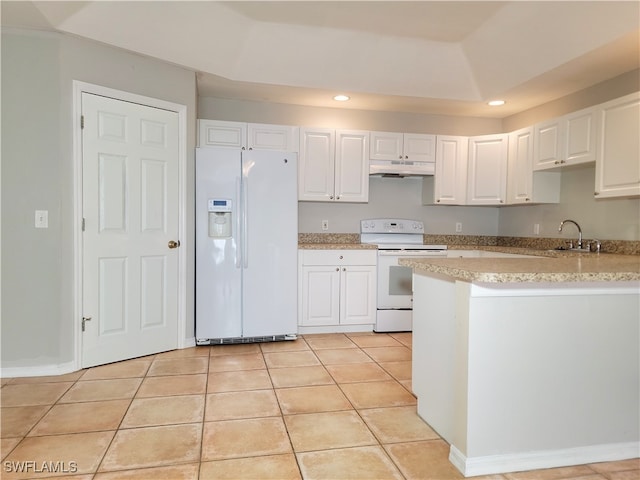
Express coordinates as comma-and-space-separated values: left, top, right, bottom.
81, 93, 180, 368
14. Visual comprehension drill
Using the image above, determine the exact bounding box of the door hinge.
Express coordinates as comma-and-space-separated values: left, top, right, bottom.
81, 115, 85, 130
82, 316, 92, 332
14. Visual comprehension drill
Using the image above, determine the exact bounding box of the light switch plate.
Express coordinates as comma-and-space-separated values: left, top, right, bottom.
35, 210, 48, 228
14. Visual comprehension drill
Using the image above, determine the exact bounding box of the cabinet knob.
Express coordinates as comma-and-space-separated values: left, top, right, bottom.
525, 198, 530, 202
398, 155, 403, 160
336, 196, 340, 200
336, 267, 340, 272
594, 192, 600, 196
342, 267, 346, 271
339, 255, 344, 259
554, 160, 560, 165
436, 199, 441, 203
329, 195, 334, 200
404, 155, 409, 159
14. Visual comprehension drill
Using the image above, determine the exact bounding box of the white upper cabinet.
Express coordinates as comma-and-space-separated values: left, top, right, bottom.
298, 128, 336, 202
198, 120, 246, 149
508, 127, 534, 204
369, 131, 435, 175
564, 106, 599, 165
198, 119, 299, 151
370, 131, 403, 161
334, 130, 370, 203
298, 128, 369, 202
507, 127, 560, 205
247, 123, 299, 151
533, 106, 599, 171
595, 92, 640, 198
533, 119, 565, 170
433, 135, 468, 205
467, 134, 509, 205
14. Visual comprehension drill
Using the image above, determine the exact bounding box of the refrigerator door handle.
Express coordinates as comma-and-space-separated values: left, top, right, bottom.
235, 176, 242, 268
242, 174, 249, 268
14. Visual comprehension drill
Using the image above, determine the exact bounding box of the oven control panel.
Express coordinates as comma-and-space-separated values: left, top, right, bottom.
360, 218, 424, 234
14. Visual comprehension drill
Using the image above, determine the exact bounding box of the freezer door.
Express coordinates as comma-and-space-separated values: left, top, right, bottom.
195, 148, 242, 339
241, 150, 298, 337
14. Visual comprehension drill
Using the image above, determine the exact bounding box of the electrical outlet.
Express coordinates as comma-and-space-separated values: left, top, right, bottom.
35, 210, 48, 228
533, 223, 540, 235
455, 222, 462, 233
321, 219, 329, 231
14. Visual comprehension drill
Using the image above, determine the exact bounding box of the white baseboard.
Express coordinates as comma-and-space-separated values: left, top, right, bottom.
1, 360, 78, 379
449, 442, 640, 477
297, 324, 374, 335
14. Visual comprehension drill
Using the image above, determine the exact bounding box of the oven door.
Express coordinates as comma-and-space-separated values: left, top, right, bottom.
376, 250, 443, 309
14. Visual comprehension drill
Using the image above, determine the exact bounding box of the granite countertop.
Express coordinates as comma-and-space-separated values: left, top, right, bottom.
400, 252, 640, 283
298, 243, 377, 250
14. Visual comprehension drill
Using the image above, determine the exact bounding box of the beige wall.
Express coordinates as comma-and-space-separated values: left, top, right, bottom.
1, 29, 197, 369
503, 69, 640, 131
198, 97, 503, 136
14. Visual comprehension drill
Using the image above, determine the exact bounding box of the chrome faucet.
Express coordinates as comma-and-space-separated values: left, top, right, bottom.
558, 219, 582, 249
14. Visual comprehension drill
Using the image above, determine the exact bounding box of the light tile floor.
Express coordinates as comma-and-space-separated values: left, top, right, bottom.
1, 332, 638, 479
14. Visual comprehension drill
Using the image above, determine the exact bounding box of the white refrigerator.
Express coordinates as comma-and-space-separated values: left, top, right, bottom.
195, 147, 298, 344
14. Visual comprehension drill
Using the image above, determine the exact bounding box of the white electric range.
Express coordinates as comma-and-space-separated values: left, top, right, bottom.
360, 218, 447, 332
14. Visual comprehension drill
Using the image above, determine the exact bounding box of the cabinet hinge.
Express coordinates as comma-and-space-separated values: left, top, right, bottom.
81, 115, 85, 130
82, 218, 86, 231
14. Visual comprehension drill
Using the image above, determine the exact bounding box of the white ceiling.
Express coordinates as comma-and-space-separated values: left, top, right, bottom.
2, 1, 639, 117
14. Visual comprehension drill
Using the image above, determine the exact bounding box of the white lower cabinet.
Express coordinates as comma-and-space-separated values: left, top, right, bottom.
298, 250, 376, 333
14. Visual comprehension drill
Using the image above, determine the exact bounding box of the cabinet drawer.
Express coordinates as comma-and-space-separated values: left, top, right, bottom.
300, 249, 376, 266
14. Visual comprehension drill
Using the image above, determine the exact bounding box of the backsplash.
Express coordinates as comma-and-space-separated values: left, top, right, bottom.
496, 236, 640, 255
299, 233, 640, 255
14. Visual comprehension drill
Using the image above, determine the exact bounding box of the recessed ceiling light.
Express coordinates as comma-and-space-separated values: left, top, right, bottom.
488, 100, 506, 106
333, 94, 350, 102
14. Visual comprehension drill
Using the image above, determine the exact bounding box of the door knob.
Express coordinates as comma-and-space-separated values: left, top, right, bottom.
168, 240, 180, 249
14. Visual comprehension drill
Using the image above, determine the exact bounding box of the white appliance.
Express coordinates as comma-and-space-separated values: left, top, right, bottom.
361, 218, 447, 332
196, 147, 298, 344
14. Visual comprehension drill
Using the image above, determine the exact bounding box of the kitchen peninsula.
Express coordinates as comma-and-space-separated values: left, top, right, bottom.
400, 252, 640, 477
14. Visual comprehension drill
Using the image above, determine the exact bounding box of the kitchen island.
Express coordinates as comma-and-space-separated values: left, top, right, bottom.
400, 252, 640, 477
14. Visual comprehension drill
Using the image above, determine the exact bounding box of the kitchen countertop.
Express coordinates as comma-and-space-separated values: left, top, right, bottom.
400, 247, 640, 283
298, 243, 377, 250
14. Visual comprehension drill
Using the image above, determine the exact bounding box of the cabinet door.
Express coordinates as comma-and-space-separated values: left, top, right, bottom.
595, 92, 640, 198
434, 135, 468, 205
507, 127, 534, 204
335, 130, 369, 203
565, 107, 598, 166
300, 266, 341, 326
467, 134, 508, 205
299, 128, 336, 201
370, 131, 403, 161
403, 133, 436, 164
533, 119, 565, 170
247, 123, 299, 151
340, 266, 376, 325
198, 120, 246, 148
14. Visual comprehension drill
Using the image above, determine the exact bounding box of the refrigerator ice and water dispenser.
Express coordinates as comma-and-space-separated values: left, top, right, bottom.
208, 198, 232, 238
